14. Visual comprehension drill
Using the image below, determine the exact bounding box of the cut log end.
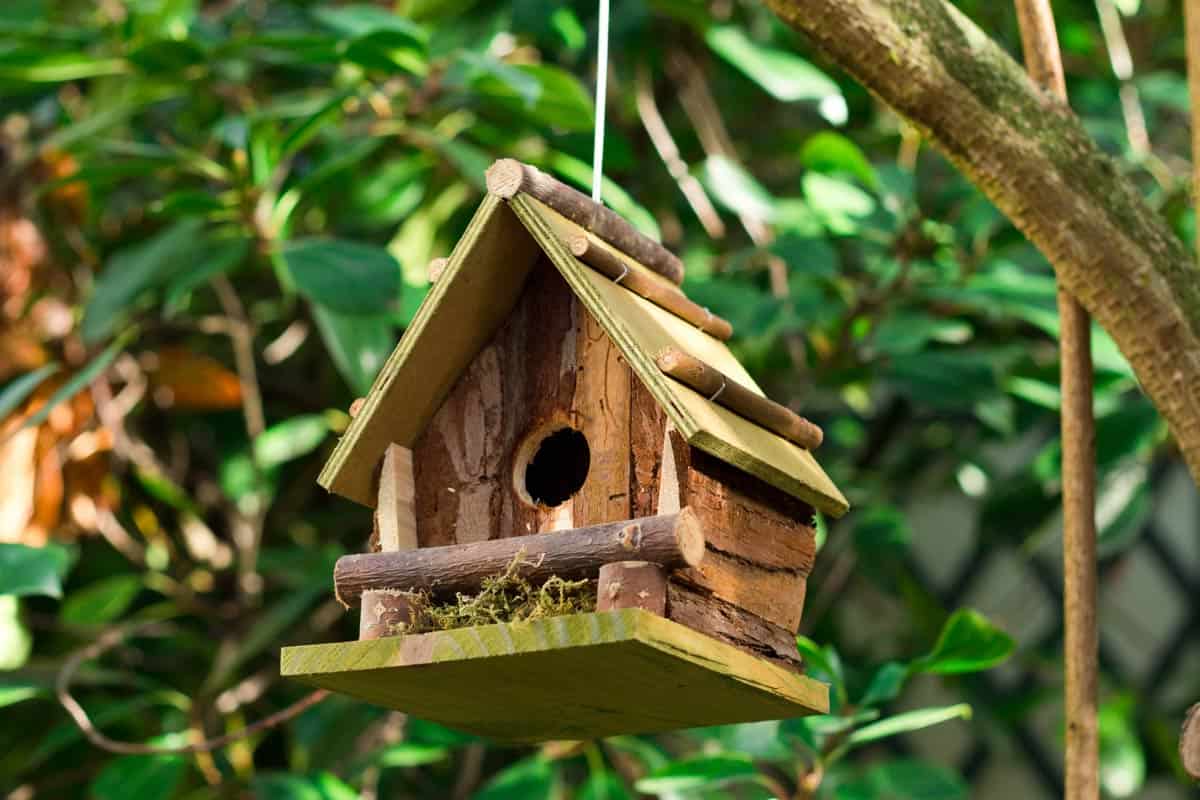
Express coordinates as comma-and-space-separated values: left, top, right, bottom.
568, 235, 590, 258
1183, 703, 1200, 780
597, 561, 667, 616
485, 158, 525, 199
675, 507, 706, 567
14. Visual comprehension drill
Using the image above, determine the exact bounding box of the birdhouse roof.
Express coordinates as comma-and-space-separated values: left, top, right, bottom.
317, 190, 850, 517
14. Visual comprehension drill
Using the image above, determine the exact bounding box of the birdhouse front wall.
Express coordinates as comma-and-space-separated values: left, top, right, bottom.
407, 256, 816, 671
410, 257, 666, 546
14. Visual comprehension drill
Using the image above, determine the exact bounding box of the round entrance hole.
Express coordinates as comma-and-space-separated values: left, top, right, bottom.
520, 427, 590, 507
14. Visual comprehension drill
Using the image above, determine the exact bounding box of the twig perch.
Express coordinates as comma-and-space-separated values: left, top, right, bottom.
1013, 3, 1099, 799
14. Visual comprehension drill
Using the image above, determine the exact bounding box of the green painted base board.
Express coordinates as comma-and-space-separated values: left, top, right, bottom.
281, 609, 828, 743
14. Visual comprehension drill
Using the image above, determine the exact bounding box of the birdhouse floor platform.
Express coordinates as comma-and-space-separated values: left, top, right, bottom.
281, 608, 828, 743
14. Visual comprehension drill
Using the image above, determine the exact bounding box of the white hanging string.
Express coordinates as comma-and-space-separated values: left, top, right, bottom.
591, 0, 610, 203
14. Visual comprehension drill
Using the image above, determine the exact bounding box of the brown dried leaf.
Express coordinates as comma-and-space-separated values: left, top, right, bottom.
146, 347, 243, 411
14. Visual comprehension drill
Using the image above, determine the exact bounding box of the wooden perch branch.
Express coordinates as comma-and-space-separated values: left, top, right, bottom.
655, 348, 823, 450
486, 158, 686, 285
761, 0, 1200, 484
569, 235, 733, 340
334, 510, 704, 606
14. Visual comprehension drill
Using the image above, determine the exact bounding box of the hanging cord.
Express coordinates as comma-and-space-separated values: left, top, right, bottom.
592, 0, 610, 202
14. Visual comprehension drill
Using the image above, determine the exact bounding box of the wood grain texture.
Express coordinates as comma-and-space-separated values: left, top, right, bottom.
572, 309, 632, 526
375, 444, 417, 553
318, 195, 543, 506
666, 582, 805, 670
335, 510, 705, 606
569, 235, 733, 340
486, 159, 685, 285
672, 440, 815, 632
412, 259, 578, 546
282, 608, 827, 742
597, 561, 667, 616
630, 377, 668, 519
657, 347, 823, 450
508, 194, 849, 518
360, 590, 417, 639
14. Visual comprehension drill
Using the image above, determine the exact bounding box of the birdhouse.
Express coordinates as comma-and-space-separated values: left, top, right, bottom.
282, 160, 850, 742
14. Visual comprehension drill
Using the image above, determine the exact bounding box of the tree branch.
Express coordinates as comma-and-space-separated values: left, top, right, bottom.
760, 0, 1200, 484
56, 621, 327, 755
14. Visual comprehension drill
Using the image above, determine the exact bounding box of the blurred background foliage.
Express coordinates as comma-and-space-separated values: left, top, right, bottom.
0, 0, 1195, 797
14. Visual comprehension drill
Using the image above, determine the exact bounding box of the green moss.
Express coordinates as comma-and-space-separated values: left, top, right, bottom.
388, 553, 596, 635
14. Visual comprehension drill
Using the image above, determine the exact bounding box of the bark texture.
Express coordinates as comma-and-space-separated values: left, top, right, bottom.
762, 0, 1200, 482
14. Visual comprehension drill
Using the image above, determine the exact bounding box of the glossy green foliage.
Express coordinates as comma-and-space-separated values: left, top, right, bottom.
0, 0, 1189, 796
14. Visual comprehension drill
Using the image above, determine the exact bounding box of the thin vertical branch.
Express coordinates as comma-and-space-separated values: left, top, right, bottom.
1182, 1, 1200, 780
1013, 3, 1099, 799
1093, 0, 1150, 156
1187, 0, 1200, 267
635, 63, 726, 239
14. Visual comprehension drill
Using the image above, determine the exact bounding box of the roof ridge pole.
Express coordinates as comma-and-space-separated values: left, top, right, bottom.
1013, 2, 1099, 799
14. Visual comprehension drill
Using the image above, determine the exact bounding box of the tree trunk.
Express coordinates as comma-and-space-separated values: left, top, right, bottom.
762, 0, 1200, 483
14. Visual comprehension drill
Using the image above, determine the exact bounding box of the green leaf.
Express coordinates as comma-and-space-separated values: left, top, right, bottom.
700, 155, 776, 221
60, 575, 142, 626
578, 771, 633, 800
872, 312, 972, 356
82, 219, 206, 343
865, 759, 968, 799
0, 596, 32, 670
0, 364, 60, 421
853, 506, 910, 561
91, 754, 187, 800
474, 756, 555, 799
282, 238, 401, 315
23, 333, 130, 429
803, 172, 876, 234
705, 25, 845, 122
0, 543, 72, 598
469, 59, 594, 132
1098, 697, 1145, 797
0, 684, 43, 708
634, 755, 759, 794
0, 50, 126, 82
372, 742, 449, 768
801, 131, 878, 188
162, 234, 250, 315
312, 5, 425, 42
311, 306, 393, 395
253, 414, 331, 469
858, 662, 908, 708
796, 636, 845, 709
911, 609, 1015, 675
254, 772, 359, 800
844, 704, 972, 749
281, 90, 354, 159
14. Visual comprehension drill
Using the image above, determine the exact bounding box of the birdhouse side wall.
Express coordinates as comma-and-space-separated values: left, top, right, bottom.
657, 429, 816, 669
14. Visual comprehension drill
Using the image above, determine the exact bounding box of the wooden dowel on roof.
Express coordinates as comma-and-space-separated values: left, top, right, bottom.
334, 509, 705, 607
568, 235, 733, 341
427, 257, 448, 283
655, 348, 823, 451
486, 158, 685, 286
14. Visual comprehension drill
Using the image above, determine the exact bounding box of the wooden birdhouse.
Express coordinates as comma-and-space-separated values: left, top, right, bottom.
282, 160, 850, 742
